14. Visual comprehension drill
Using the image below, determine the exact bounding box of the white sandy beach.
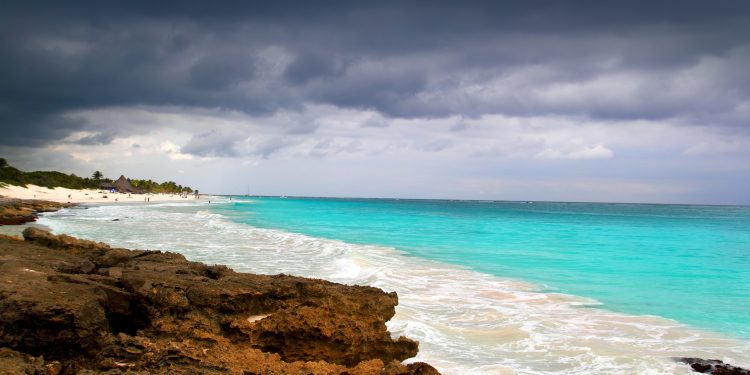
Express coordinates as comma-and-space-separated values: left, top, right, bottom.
0, 184, 207, 204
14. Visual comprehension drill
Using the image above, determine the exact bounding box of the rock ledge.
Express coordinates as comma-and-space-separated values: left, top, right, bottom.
0, 197, 74, 226
679, 358, 750, 375
0, 228, 439, 374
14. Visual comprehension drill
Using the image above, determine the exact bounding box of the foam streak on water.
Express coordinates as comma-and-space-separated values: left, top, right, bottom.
39, 202, 750, 375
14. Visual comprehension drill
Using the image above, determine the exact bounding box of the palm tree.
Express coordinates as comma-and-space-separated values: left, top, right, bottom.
92, 171, 103, 180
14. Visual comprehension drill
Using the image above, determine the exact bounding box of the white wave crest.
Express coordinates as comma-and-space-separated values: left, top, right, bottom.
38, 203, 750, 374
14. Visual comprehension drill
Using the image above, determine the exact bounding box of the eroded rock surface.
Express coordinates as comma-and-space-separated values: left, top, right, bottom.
0, 228, 439, 374
679, 358, 750, 375
0, 197, 73, 225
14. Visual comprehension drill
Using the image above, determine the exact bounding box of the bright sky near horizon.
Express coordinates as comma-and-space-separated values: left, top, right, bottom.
1, 1, 749, 204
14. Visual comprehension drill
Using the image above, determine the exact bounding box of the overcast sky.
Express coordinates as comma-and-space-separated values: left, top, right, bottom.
1, 1, 749, 204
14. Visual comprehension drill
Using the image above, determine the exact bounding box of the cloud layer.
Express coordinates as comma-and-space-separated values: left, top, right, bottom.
1, 1, 750, 203
2, 1, 750, 145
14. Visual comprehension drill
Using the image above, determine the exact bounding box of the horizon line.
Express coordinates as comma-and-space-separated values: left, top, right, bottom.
205, 194, 750, 208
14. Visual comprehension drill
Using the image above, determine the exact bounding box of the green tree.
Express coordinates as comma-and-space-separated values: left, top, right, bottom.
0, 158, 7, 168
92, 171, 103, 181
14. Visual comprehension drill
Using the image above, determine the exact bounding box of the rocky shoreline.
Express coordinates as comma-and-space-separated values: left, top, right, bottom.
1, 199, 749, 374
0, 225, 438, 374
0, 197, 74, 226
678, 358, 750, 375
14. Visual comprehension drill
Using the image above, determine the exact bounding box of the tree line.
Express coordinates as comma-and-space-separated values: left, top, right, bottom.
128, 178, 194, 194
0, 158, 195, 194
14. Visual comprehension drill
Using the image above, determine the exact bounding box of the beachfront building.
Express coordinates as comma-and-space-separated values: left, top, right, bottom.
100, 175, 143, 194
98, 182, 116, 191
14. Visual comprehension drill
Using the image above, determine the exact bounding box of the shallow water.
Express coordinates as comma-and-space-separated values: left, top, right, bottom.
39, 199, 750, 374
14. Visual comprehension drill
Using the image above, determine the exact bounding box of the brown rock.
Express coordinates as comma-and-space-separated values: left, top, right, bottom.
679, 358, 750, 374
0, 198, 73, 226
0, 229, 440, 374
0, 348, 46, 374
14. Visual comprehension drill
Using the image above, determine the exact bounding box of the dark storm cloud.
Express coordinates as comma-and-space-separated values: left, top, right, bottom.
75, 132, 117, 146
189, 54, 256, 91
1, 0, 750, 148
283, 53, 347, 84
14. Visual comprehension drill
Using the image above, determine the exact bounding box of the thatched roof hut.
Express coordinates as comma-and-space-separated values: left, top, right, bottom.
113, 175, 142, 193
98, 182, 116, 190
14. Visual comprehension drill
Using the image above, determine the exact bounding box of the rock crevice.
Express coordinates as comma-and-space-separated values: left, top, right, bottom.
0, 228, 439, 374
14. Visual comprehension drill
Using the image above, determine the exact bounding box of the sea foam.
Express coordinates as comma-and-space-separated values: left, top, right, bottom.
39, 201, 750, 374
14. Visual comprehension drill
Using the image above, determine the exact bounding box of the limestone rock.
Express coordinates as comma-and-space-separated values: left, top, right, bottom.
0, 198, 73, 226
679, 358, 750, 374
0, 230, 440, 374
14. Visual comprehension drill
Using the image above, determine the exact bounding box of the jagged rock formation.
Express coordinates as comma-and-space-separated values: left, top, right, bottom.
0, 228, 439, 374
679, 358, 750, 375
0, 197, 73, 225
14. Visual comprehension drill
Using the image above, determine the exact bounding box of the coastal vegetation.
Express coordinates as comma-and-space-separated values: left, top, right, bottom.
0, 158, 193, 194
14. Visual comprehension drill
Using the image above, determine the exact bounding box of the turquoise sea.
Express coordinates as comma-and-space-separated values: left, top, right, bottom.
40, 197, 750, 373
214, 197, 750, 340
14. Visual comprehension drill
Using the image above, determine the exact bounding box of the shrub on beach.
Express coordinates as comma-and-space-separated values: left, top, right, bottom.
0, 161, 28, 187
0, 158, 194, 194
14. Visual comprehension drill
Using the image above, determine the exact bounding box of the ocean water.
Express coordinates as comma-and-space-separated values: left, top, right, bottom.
38, 198, 750, 374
